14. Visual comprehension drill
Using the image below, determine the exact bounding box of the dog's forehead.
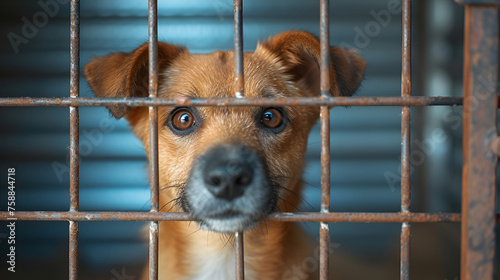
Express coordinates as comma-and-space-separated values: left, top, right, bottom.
160, 50, 292, 99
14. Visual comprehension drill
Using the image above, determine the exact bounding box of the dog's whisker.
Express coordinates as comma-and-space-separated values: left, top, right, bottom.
273, 175, 320, 190
160, 182, 186, 193
160, 196, 182, 212
280, 187, 315, 211
166, 198, 183, 213
185, 227, 202, 238
276, 195, 302, 212
217, 234, 233, 253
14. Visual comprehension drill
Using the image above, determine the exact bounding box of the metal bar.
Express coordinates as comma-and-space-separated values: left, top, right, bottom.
233, 0, 245, 278
0, 96, 465, 107
69, 0, 80, 212
400, 0, 412, 279
400, 223, 410, 280
455, 0, 500, 4
148, 0, 160, 214
235, 232, 245, 280
148, 1, 159, 280
234, 0, 244, 98
149, 221, 159, 280
0, 211, 472, 222
69, 221, 79, 280
401, 0, 412, 214
320, 0, 331, 99
460, 4, 498, 280
0, 211, 481, 222
69, 1, 80, 279
319, 0, 331, 279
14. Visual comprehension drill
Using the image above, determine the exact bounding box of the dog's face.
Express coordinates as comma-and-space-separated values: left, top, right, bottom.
85, 31, 366, 233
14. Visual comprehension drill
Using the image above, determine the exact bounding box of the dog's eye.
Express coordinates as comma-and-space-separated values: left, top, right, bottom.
260, 108, 283, 129
172, 110, 195, 130
166, 107, 200, 136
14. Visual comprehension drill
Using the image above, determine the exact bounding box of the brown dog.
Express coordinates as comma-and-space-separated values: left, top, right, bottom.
85, 31, 365, 280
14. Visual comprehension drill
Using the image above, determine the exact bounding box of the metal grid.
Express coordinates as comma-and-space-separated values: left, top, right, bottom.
0, 0, 499, 280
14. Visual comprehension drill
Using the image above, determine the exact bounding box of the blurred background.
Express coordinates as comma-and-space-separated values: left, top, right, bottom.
0, 0, 498, 279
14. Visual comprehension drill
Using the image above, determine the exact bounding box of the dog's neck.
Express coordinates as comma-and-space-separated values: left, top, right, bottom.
154, 183, 312, 280
157, 220, 302, 280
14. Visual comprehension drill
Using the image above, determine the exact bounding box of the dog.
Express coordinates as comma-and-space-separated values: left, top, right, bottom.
85, 31, 366, 280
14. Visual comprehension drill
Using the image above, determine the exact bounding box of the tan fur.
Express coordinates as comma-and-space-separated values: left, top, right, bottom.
85, 31, 366, 280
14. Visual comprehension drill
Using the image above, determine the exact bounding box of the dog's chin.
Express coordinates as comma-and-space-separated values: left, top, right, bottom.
197, 211, 261, 233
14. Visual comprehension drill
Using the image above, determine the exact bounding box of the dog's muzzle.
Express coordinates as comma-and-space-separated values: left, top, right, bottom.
182, 144, 277, 233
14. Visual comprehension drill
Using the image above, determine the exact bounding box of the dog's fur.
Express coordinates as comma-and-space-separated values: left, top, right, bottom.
85, 31, 366, 280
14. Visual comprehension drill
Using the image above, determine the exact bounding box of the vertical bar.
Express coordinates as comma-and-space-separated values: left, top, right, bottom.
320, 0, 331, 99
319, 1, 331, 280
235, 232, 245, 280
234, 0, 244, 98
400, 223, 410, 279
461, 4, 498, 280
69, 1, 80, 280
400, 1, 412, 279
148, 1, 159, 280
69, 0, 80, 213
69, 221, 79, 280
233, 1, 245, 279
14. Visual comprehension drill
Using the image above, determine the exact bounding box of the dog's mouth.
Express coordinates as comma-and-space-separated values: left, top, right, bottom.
197, 210, 261, 233
206, 209, 243, 219
182, 143, 279, 233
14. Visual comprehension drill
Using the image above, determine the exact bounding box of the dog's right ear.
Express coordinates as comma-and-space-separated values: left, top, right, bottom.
260, 31, 366, 97
84, 43, 186, 119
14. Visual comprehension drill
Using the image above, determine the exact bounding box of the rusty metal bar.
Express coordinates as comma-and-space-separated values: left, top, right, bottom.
235, 232, 245, 280
69, 0, 80, 212
149, 221, 158, 280
400, 0, 412, 214
69, 0, 80, 279
148, 0, 160, 214
0, 96, 464, 107
233, 1, 245, 278
320, 0, 331, 99
319, 0, 331, 279
455, 0, 500, 4
148, 0, 159, 279
400, 223, 410, 279
234, 0, 244, 98
400, 0, 412, 279
460, 4, 498, 280
69, 221, 79, 280
0, 211, 478, 222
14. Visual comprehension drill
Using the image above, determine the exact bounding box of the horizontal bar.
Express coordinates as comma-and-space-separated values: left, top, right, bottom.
455, 0, 500, 5
0, 96, 464, 107
1, 211, 497, 223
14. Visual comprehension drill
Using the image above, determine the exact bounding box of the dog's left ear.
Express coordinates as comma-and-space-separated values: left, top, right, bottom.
85, 42, 186, 119
260, 31, 366, 97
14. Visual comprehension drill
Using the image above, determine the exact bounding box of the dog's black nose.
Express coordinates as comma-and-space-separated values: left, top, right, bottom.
204, 161, 254, 200
202, 145, 257, 200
